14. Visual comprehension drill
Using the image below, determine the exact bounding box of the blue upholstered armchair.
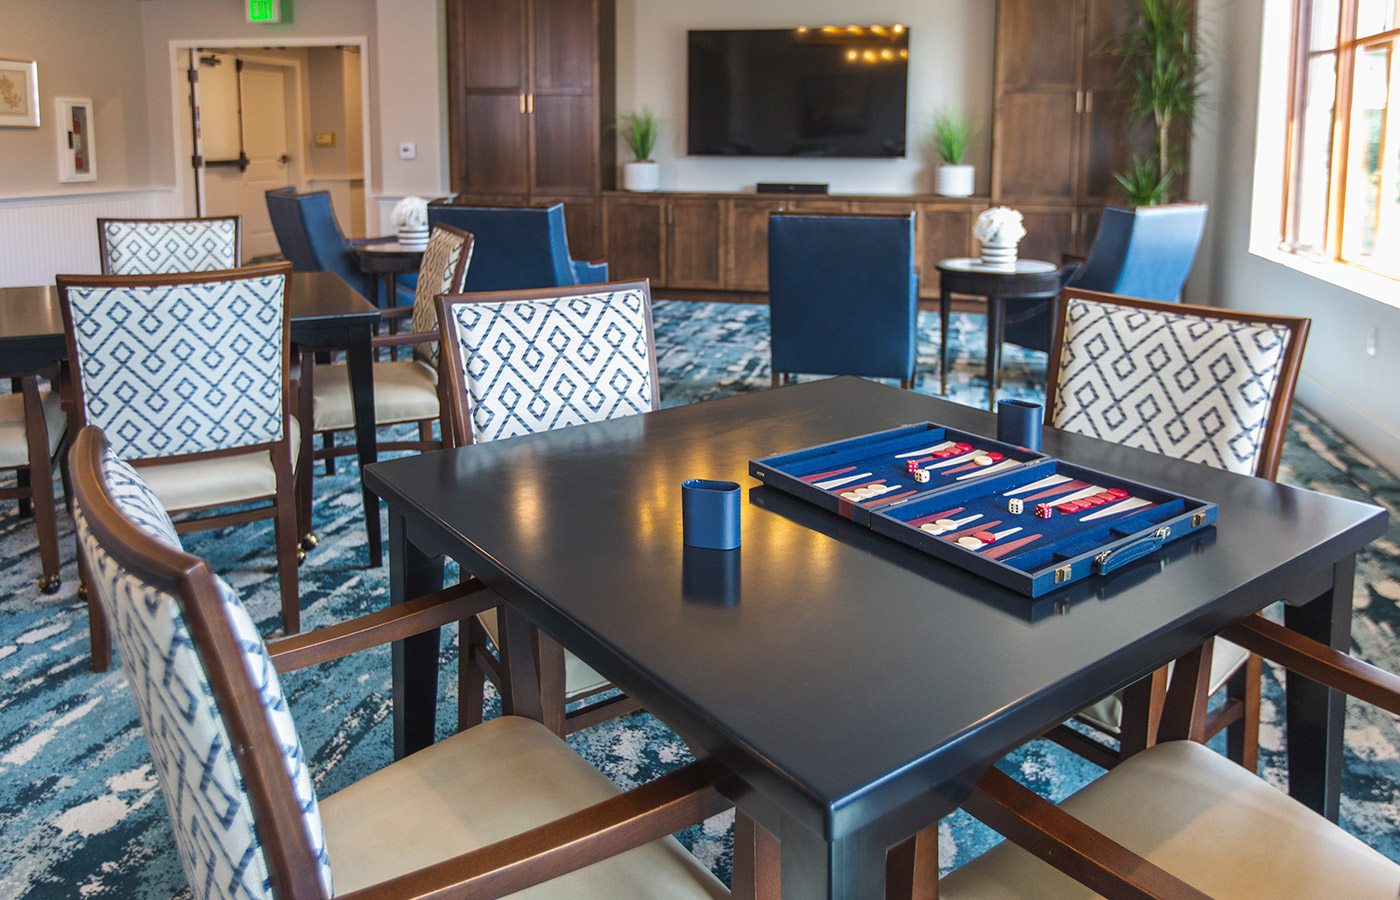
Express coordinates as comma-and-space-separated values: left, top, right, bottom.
426, 202, 607, 292
1003, 202, 1208, 353
767, 212, 918, 387
265, 187, 414, 304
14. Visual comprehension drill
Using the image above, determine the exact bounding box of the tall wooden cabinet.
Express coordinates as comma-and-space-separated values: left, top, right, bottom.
991, 0, 1157, 253
445, 0, 614, 255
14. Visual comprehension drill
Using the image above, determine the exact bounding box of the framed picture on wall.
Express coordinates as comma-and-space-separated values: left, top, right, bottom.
0, 59, 40, 128
56, 98, 96, 182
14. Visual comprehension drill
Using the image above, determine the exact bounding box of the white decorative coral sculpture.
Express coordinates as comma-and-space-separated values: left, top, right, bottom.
391, 196, 429, 230
973, 206, 1026, 246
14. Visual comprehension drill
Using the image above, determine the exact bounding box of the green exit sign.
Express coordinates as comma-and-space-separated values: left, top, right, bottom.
247, 0, 281, 23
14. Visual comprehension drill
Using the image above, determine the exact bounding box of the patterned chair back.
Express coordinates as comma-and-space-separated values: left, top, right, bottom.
408, 224, 474, 369
57, 263, 292, 462
69, 426, 331, 900
1047, 289, 1310, 479
98, 217, 241, 275
437, 281, 659, 445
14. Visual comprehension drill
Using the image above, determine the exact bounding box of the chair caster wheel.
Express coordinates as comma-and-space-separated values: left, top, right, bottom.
39, 575, 62, 595
301, 533, 319, 551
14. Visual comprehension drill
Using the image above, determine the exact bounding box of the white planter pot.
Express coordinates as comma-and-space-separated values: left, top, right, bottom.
622, 160, 659, 192
396, 226, 430, 249
936, 164, 975, 197
979, 240, 1019, 269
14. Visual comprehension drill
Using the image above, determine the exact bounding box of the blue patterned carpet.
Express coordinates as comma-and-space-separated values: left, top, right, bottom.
1, 301, 1397, 897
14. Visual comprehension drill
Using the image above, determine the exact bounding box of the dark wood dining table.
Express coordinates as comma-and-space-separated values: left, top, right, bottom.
364, 376, 1386, 900
0, 271, 386, 566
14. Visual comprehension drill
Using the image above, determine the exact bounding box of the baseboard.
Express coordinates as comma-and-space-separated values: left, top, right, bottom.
1294, 374, 1400, 475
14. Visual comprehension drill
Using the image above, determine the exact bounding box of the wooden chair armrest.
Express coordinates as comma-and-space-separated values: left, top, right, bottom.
268, 580, 495, 673
381, 305, 416, 320
371, 330, 438, 350
1061, 251, 1087, 265
1220, 615, 1400, 716
964, 767, 1214, 900
335, 761, 729, 900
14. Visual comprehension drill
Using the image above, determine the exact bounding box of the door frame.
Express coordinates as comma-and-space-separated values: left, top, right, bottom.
166, 36, 372, 233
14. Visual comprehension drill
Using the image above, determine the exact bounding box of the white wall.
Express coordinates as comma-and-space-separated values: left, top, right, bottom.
1191, 0, 1400, 473
616, 0, 995, 195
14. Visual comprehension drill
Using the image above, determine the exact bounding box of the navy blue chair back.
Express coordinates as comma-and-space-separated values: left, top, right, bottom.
768, 213, 918, 383
426, 203, 592, 293
1004, 202, 1208, 353
264, 188, 371, 297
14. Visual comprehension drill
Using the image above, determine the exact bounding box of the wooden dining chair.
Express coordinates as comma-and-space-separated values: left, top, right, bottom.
97, 216, 241, 275
57, 263, 306, 668
936, 620, 1400, 899
68, 423, 731, 900
0, 369, 68, 594
1042, 288, 1311, 770
436, 279, 659, 736
300, 224, 472, 522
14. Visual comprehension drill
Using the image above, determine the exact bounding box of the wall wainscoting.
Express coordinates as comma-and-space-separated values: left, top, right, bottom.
0, 189, 182, 285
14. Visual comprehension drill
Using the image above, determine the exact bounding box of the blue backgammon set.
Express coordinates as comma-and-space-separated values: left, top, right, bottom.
750, 423, 1217, 597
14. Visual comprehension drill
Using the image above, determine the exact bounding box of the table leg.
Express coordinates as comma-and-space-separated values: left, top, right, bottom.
939, 289, 951, 396
344, 325, 383, 567
985, 295, 1004, 410
1284, 555, 1355, 820
778, 816, 888, 900
389, 511, 445, 759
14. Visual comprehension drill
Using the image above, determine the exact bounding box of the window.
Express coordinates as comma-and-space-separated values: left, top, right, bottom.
1283, 0, 1400, 280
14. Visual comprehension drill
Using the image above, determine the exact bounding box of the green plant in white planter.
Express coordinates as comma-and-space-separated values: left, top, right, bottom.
615, 108, 662, 192
929, 109, 979, 197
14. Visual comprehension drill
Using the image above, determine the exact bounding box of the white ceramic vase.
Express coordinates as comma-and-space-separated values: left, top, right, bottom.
622, 160, 659, 192
979, 240, 1018, 269
397, 226, 430, 249
936, 164, 975, 197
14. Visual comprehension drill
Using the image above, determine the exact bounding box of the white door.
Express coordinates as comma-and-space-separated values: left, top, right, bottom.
199, 55, 298, 261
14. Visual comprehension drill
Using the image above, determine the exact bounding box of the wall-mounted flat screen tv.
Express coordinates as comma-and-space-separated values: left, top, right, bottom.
688, 27, 909, 158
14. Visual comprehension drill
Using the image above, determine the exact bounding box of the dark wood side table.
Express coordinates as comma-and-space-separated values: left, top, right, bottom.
354, 241, 424, 310
936, 258, 1063, 409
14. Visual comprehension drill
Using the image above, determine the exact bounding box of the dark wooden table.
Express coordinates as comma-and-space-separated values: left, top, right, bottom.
354, 240, 423, 310
364, 377, 1386, 900
0, 271, 386, 566
936, 258, 1063, 409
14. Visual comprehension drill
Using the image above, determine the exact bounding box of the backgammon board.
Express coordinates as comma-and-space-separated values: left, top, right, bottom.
750, 423, 1217, 597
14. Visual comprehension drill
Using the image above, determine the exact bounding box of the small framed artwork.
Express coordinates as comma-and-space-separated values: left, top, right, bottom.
0, 59, 40, 128
56, 98, 96, 183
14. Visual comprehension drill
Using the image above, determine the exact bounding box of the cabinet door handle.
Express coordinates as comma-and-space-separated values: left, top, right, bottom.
527, 93, 534, 114
1075, 90, 1083, 114
520, 93, 526, 114
1084, 91, 1093, 114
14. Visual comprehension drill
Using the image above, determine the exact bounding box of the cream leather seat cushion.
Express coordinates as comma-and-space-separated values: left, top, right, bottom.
940, 740, 1400, 900
136, 418, 300, 513
313, 359, 439, 432
321, 715, 728, 899
478, 606, 612, 698
1077, 637, 1251, 735
0, 390, 65, 468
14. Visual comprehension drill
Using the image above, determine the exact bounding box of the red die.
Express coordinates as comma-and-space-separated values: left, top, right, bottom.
1034, 503, 1053, 519
906, 460, 921, 473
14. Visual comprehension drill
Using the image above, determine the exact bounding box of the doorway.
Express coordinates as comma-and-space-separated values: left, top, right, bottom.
182, 43, 367, 260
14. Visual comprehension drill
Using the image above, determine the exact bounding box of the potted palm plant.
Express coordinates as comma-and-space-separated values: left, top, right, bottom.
615, 108, 662, 192
1110, 0, 1203, 203
929, 109, 979, 197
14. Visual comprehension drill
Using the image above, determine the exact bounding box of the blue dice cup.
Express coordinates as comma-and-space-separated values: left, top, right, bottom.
682, 545, 742, 605
997, 399, 1043, 451
681, 479, 741, 550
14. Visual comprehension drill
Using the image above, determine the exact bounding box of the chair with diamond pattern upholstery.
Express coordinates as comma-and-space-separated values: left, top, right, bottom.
0, 369, 68, 595
437, 280, 659, 736
57, 263, 305, 670
301, 224, 472, 503
1042, 287, 1310, 771
97, 216, 241, 275
69, 422, 731, 900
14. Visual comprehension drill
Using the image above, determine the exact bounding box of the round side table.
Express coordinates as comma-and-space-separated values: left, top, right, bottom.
355, 241, 425, 309
935, 257, 1063, 409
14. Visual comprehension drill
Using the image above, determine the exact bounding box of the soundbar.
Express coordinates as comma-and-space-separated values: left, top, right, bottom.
756, 182, 830, 195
